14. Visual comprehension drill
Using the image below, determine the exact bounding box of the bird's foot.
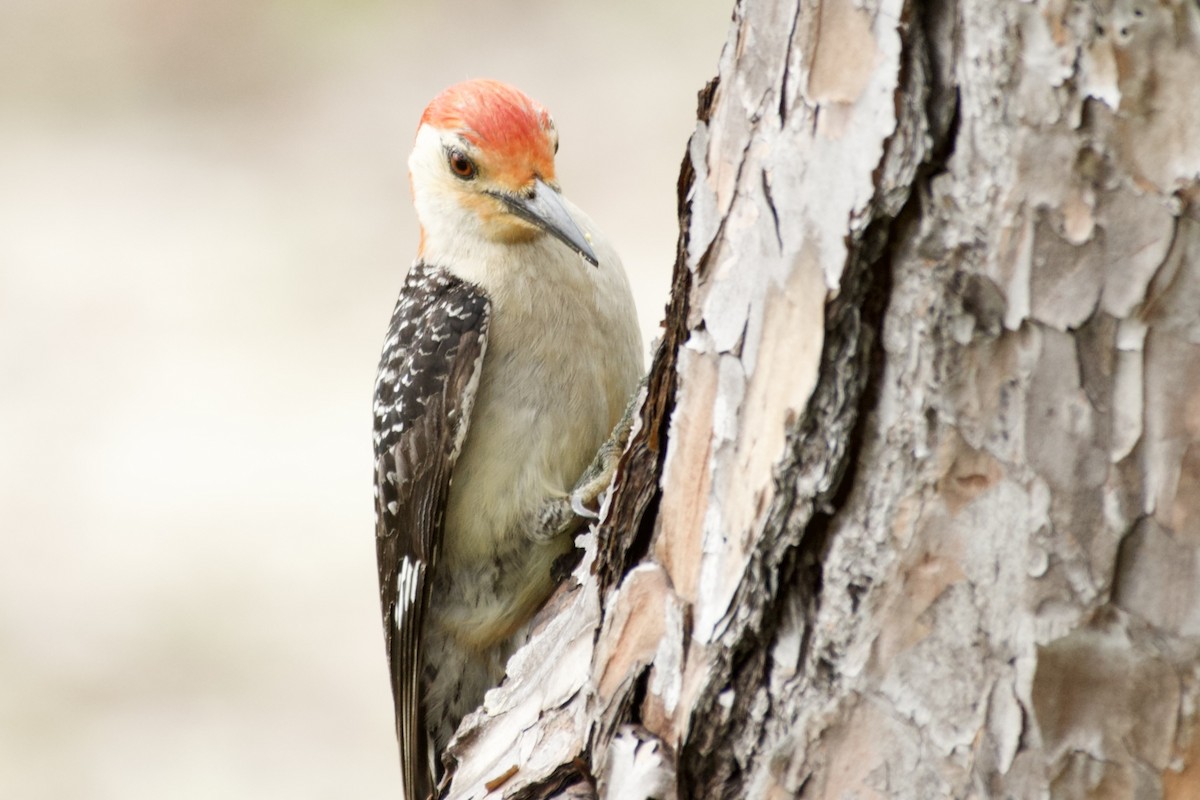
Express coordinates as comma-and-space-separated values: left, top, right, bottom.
570, 489, 600, 521
529, 377, 645, 542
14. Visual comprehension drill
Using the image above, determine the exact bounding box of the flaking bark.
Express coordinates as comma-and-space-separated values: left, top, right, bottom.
441, 1, 1200, 797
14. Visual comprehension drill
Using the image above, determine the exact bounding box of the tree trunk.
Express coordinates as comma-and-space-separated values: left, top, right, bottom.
440, 0, 1200, 797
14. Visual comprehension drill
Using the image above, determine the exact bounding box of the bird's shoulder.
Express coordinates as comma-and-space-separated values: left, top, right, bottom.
372, 262, 491, 457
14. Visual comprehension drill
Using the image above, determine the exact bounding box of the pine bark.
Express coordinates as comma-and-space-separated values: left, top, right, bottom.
441, 1, 1200, 797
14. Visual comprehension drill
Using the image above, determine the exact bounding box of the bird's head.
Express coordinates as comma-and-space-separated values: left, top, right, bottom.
409, 79, 597, 266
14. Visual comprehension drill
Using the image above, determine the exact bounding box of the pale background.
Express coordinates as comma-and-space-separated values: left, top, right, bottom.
0, 2, 730, 797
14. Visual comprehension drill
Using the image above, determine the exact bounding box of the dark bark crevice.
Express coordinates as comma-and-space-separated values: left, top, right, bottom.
506, 760, 597, 800
674, 6, 964, 791
593, 78, 720, 597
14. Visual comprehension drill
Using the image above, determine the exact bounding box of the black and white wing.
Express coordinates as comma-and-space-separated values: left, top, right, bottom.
372, 262, 489, 800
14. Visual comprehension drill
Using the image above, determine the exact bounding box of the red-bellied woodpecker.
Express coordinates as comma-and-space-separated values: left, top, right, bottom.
372, 79, 642, 799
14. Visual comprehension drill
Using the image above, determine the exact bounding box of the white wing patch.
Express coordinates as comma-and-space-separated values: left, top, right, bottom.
396, 556, 423, 621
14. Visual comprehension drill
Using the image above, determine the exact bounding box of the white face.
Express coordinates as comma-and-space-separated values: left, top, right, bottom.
408, 124, 562, 255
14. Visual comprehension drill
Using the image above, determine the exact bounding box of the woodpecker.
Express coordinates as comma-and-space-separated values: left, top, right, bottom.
372, 79, 642, 799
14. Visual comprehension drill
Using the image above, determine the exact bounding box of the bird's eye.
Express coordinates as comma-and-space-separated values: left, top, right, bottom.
447, 150, 476, 180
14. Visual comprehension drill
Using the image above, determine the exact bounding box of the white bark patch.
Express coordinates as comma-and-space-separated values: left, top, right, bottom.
988, 678, 1024, 775
1111, 326, 1145, 464
599, 726, 677, 800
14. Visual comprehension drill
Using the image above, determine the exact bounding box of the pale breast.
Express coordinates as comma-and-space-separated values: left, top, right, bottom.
446, 222, 638, 544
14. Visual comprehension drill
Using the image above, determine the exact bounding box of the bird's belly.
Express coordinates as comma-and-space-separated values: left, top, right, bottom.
420, 535, 569, 748
434, 339, 611, 650
428, 529, 571, 652
442, 351, 612, 564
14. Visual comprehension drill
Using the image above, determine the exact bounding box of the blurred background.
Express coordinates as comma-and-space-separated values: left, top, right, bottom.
0, 1, 730, 797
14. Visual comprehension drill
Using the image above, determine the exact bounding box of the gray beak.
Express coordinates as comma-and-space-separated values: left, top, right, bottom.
489, 177, 598, 266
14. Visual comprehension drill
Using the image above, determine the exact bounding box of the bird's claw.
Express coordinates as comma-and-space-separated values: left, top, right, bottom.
532, 376, 646, 543
570, 489, 600, 520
